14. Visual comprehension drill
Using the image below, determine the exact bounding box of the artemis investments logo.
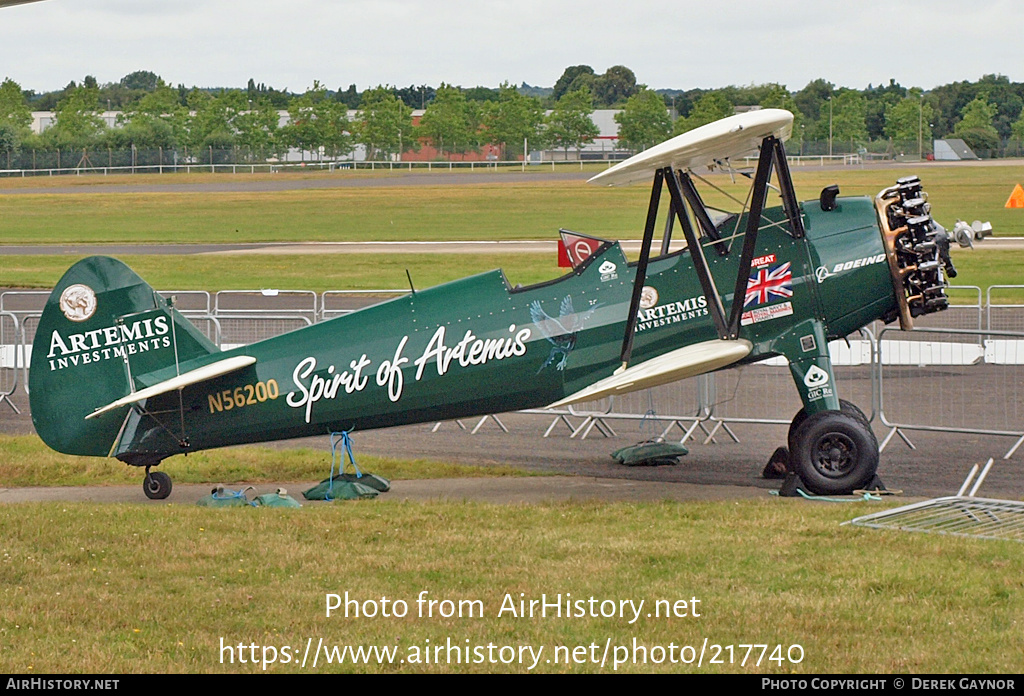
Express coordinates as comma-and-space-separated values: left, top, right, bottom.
46, 314, 172, 371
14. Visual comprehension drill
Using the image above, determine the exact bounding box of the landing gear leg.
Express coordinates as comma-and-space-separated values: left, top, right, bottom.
143, 467, 173, 500
775, 322, 879, 495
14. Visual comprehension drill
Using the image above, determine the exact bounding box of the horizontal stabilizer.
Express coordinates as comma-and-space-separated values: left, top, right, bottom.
86, 355, 257, 420
548, 339, 752, 408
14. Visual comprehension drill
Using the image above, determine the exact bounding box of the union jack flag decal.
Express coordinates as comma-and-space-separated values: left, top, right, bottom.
745, 262, 793, 307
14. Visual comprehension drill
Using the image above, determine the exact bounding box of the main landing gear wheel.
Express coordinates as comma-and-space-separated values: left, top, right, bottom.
144, 470, 172, 500
789, 411, 879, 495
787, 399, 871, 454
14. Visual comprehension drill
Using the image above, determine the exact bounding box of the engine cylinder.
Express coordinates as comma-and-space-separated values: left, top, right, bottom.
875, 176, 956, 328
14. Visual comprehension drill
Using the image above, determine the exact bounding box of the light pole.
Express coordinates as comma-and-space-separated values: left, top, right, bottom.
828, 96, 833, 158
918, 95, 923, 160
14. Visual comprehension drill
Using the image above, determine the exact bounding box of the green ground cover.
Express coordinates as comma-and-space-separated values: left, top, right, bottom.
0, 498, 1020, 673
0, 435, 530, 488
0, 182, 648, 244
0, 252, 564, 292
1, 162, 1022, 294
2, 163, 1022, 245
787, 164, 1024, 236
0, 249, 1018, 303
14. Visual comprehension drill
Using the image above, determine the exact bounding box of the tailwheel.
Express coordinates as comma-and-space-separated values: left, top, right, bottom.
144, 469, 173, 500
789, 411, 878, 495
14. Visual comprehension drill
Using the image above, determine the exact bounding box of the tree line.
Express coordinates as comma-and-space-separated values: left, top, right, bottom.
2, 67, 1023, 163
650, 75, 1024, 157
0, 73, 603, 162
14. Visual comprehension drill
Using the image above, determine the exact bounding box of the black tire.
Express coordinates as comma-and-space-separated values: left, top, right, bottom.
144, 471, 172, 500
787, 399, 871, 453
838, 399, 870, 425
789, 410, 879, 495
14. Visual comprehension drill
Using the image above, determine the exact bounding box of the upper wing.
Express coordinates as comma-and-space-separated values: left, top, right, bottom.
587, 109, 793, 188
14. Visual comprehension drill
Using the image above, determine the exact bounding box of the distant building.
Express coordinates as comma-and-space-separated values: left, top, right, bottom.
933, 139, 979, 161
395, 110, 502, 162
541, 109, 630, 162
30, 111, 120, 133
27, 107, 634, 162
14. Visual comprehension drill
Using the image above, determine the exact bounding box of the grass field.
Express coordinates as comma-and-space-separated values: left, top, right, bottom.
0, 248, 1018, 297
2, 163, 1023, 245
1, 250, 1021, 307
0, 181, 649, 244
0, 435, 530, 488
1, 498, 1021, 674
2, 162, 1022, 294
0, 252, 566, 292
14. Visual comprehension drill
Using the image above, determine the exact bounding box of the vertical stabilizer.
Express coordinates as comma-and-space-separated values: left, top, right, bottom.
29, 256, 218, 456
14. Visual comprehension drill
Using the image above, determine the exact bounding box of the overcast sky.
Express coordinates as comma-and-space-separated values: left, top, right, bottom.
1, 0, 1020, 95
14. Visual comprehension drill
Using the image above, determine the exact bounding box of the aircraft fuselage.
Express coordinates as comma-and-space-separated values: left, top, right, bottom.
103, 196, 894, 461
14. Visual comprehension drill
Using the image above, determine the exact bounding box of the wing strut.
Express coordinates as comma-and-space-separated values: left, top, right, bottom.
674, 171, 729, 256
660, 206, 674, 256
772, 136, 805, 238
725, 135, 776, 338
620, 134, 801, 355
619, 168, 663, 366
664, 167, 730, 338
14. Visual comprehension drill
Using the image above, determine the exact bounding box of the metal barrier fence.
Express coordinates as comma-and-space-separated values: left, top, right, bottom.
922, 286, 984, 332
0, 157, 620, 179
157, 290, 220, 345
541, 329, 876, 443
321, 290, 409, 320
214, 290, 318, 322
217, 315, 312, 347
0, 292, 47, 397
987, 286, 1024, 334
181, 315, 222, 347
6, 284, 1024, 462
877, 325, 1024, 460
540, 375, 706, 442
863, 286, 984, 338
0, 290, 49, 319
19, 314, 40, 395
0, 311, 19, 413
157, 290, 211, 314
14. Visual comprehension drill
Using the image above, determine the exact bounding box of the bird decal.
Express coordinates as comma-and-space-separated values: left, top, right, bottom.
529, 295, 599, 373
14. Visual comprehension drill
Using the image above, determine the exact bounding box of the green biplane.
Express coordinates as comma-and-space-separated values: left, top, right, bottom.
29, 109, 961, 499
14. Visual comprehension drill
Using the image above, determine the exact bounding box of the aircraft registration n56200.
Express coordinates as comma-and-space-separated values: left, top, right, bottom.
29, 109, 969, 499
